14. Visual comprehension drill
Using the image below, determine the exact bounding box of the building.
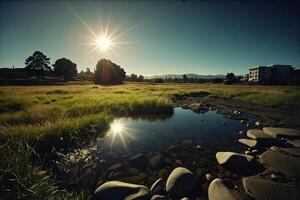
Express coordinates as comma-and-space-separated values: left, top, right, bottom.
248, 64, 293, 84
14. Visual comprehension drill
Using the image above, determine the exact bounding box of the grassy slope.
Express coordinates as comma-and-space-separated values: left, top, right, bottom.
0, 82, 299, 199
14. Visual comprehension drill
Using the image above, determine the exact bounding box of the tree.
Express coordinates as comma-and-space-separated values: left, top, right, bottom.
94, 59, 126, 84
53, 58, 77, 81
138, 75, 144, 82
225, 72, 236, 84
25, 51, 51, 78
130, 73, 138, 81
183, 74, 188, 82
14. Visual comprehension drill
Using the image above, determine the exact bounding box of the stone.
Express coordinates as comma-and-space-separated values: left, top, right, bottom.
129, 154, 147, 170
263, 127, 300, 139
166, 167, 196, 197
175, 159, 183, 165
247, 129, 272, 140
238, 139, 257, 148
94, 181, 150, 200
270, 146, 300, 157
189, 103, 201, 112
205, 173, 214, 182
208, 178, 248, 200
242, 176, 300, 200
259, 149, 300, 177
126, 167, 140, 175
151, 178, 164, 195
158, 168, 168, 179
149, 154, 164, 170
151, 195, 168, 200
181, 198, 189, 200
255, 121, 260, 126
216, 152, 254, 169
286, 139, 300, 148
108, 163, 123, 171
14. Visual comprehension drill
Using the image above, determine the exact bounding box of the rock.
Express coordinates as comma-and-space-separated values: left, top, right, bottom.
158, 168, 168, 179
149, 154, 164, 170
263, 127, 300, 139
247, 129, 272, 140
242, 176, 300, 200
151, 195, 168, 200
286, 139, 300, 148
126, 167, 140, 175
205, 173, 214, 182
244, 150, 251, 155
189, 103, 201, 112
208, 178, 248, 200
238, 139, 257, 148
270, 173, 277, 180
270, 146, 300, 157
181, 198, 189, 200
129, 154, 147, 170
259, 150, 300, 177
175, 160, 183, 165
195, 168, 203, 176
151, 178, 164, 195
166, 167, 196, 197
255, 121, 260, 126
108, 163, 123, 171
216, 152, 254, 169
94, 181, 150, 200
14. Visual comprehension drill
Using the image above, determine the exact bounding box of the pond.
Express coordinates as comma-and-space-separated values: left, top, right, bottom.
57, 107, 255, 191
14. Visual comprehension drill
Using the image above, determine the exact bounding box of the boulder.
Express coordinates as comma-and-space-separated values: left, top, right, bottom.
129, 154, 147, 170
166, 167, 196, 197
263, 127, 300, 139
242, 176, 300, 200
151, 178, 164, 195
151, 195, 168, 200
94, 181, 150, 200
259, 150, 300, 177
208, 178, 248, 200
189, 103, 201, 112
216, 152, 254, 169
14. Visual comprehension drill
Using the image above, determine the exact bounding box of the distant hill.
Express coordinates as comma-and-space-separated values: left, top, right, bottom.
145, 73, 225, 79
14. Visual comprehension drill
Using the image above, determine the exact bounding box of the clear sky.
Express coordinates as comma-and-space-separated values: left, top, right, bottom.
0, 0, 299, 75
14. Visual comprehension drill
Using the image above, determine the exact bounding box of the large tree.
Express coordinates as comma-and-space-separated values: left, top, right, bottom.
53, 58, 77, 81
94, 59, 126, 84
25, 51, 51, 78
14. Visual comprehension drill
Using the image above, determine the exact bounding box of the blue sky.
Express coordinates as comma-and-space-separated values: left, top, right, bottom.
0, 0, 299, 75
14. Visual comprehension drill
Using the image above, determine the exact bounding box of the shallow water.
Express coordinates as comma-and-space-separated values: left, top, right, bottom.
59, 107, 255, 190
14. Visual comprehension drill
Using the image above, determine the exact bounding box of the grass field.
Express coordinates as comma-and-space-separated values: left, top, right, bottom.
1, 82, 300, 199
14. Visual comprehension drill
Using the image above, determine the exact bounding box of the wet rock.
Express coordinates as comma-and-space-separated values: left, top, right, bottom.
94, 181, 150, 200
259, 150, 300, 177
108, 163, 123, 171
129, 154, 147, 170
242, 176, 300, 200
166, 167, 196, 197
270, 146, 300, 157
175, 160, 183, 165
149, 153, 164, 170
151, 178, 164, 195
238, 139, 257, 148
208, 178, 248, 200
195, 168, 203, 176
181, 198, 189, 200
263, 127, 300, 139
151, 195, 168, 200
216, 152, 254, 169
126, 167, 140, 175
286, 139, 300, 148
158, 168, 168, 179
255, 121, 260, 126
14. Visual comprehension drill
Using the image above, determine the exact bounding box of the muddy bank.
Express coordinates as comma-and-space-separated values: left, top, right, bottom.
173, 95, 300, 128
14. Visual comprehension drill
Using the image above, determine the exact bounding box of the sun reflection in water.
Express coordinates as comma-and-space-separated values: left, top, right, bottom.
108, 119, 131, 149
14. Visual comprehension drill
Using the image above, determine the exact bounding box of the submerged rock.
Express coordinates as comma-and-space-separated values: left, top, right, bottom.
208, 178, 248, 200
247, 129, 272, 140
216, 152, 254, 169
151, 195, 168, 200
149, 153, 164, 170
242, 176, 300, 200
166, 167, 196, 197
189, 103, 202, 112
238, 139, 257, 148
94, 181, 150, 200
263, 127, 300, 139
259, 150, 300, 177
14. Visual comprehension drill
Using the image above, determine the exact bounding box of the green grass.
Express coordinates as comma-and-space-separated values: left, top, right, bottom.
0, 82, 299, 199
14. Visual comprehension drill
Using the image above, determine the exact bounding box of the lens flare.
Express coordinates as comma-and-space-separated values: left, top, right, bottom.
110, 120, 124, 134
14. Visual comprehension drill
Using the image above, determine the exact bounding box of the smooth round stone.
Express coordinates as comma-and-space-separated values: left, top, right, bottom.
270, 146, 300, 157
247, 129, 272, 139
205, 173, 214, 182
216, 152, 254, 169
259, 150, 300, 177
189, 103, 201, 112
286, 139, 300, 148
151, 178, 164, 195
208, 178, 246, 200
166, 167, 196, 197
128, 153, 147, 170
242, 176, 300, 200
181, 198, 189, 200
238, 139, 257, 148
263, 127, 300, 139
94, 181, 150, 200
151, 195, 168, 200
149, 154, 164, 170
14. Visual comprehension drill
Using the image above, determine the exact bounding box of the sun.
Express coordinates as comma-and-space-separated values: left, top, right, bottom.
96, 34, 112, 51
